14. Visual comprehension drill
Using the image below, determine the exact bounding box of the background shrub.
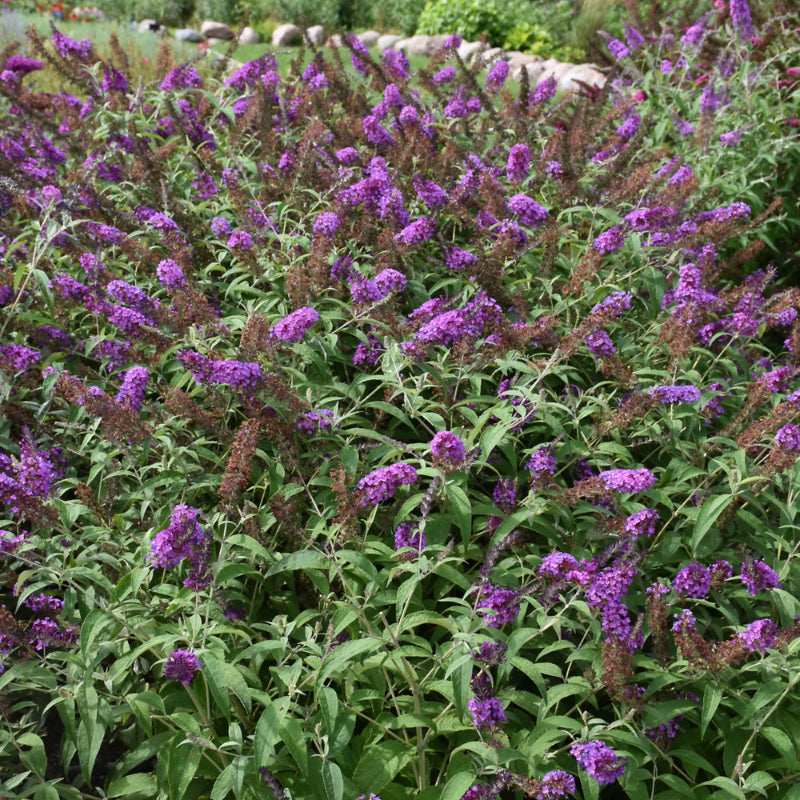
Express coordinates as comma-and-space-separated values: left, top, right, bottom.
416, 0, 509, 45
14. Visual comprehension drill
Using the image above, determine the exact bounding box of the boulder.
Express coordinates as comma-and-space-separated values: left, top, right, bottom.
394, 34, 450, 57
560, 64, 607, 93
456, 40, 483, 64
376, 34, 400, 52
507, 52, 543, 74
138, 19, 167, 36
511, 61, 547, 83
327, 33, 346, 48
356, 30, 380, 47
539, 60, 577, 86
305, 25, 326, 46
473, 46, 505, 69
272, 23, 301, 47
175, 28, 205, 43
201, 20, 235, 41
72, 6, 106, 20
238, 26, 260, 45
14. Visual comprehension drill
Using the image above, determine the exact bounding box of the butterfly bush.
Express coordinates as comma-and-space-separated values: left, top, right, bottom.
0, 3, 800, 797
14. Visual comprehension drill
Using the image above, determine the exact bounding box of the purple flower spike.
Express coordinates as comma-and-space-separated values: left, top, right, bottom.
571, 740, 626, 785
741, 559, 781, 596
431, 431, 467, 464
357, 463, 417, 506
738, 619, 778, 652
271, 307, 319, 343
536, 770, 576, 799
508, 194, 548, 227
164, 649, 201, 684
599, 468, 656, 493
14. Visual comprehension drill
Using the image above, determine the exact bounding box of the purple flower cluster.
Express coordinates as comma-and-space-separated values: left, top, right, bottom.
178, 351, 263, 392
0, 344, 41, 373
472, 582, 521, 628
570, 740, 626, 785
625, 508, 659, 539
737, 619, 778, 652
431, 431, 467, 464
413, 178, 448, 209
485, 60, 509, 92
741, 559, 781, 596
526, 448, 556, 488
446, 247, 478, 270
506, 143, 530, 183
585, 329, 616, 357
374, 268, 407, 295
468, 694, 507, 730
149, 505, 210, 590
357, 463, 417, 506
775, 424, 800, 451
593, 227, 625, 254
507, 194, 548, 227
161, 65, 203, 92
164, 649, 202, 684
271, 307, 319, 343
394, 217, 435, 247
395, 523, 426, 551
648, 385, 702, 403
533, 770, 576, 800
156, 259, 186, 290
599, 468, 656, 493
115, 366, 149, 412
673, 562, 711, 598
539, 552, 579, 580
313, 212, 341, 238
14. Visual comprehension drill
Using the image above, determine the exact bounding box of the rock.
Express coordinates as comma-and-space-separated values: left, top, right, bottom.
473, 46, 505, 69
394, 34, 450, 57
175, 28, 205, 43
327, 33, 346, 48
138, 19, 167, 36
206, 38, 224, 47
456, 40, 483, 64
376, 34, 400, 52
201, 20, 234, 41
507, 52, 543, 73
539, 60, 577, 86
560, 64, 607, 93
72, 6, 106, 20
512, 61, 547, 83
305, 25, 326, 46
272, 23, 301, 47
356, 30, 380, 47
238, 26, 260, 45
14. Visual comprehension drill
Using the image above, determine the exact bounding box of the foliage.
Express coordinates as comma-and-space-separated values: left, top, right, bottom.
0, 3, 799, 800
416, 0, 509, 46
503, 22, 584, 63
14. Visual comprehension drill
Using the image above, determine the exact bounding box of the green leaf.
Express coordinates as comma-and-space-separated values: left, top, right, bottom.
692, 495, 733, 554
701, 683, 723, 737
351, 741, 414, 793
322, 761, 344, 800
316, 639, 384, 688
255, 697, 290, 764
76, 684, 105, 785
202, 652, 252, 722
448, 651, 472, 721
317, 686, 340, 735
107, 774, 158, 798
441, 772, 478, 800
266, 550, 331, 577
17, 732, 47, 778
444, 482, 472, 543
157, 735, 202, 800
210, 757, 248, 800
761, 726, 797, 767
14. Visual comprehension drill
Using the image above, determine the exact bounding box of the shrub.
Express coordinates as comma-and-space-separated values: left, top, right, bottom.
416, 0, 508, 45
0, 4, 799, 799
